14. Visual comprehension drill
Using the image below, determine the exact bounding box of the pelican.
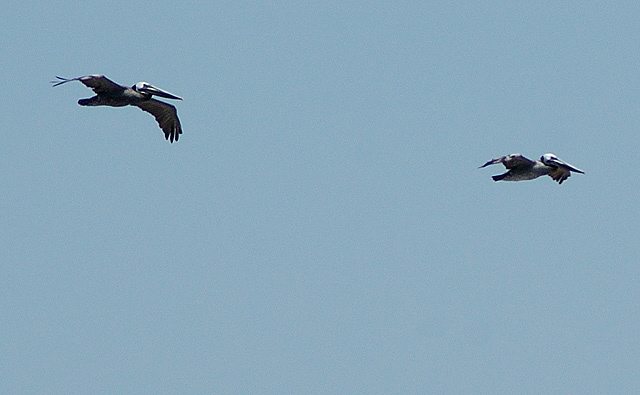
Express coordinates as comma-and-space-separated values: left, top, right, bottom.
479, 153, 584, 184
53, 74, 183, 143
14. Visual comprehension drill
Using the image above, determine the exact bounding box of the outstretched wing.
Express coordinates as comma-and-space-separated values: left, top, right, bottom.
479, 154, 535, 169
52, 74, 125, 95
504, 154, 536, 169
134, 99, 182, 143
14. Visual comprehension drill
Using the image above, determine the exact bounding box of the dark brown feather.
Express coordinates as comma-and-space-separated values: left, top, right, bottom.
134, 99, 182, 143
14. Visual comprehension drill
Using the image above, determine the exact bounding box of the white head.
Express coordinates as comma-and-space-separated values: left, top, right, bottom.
134, 82, 152, 92
540, 153, 558, 165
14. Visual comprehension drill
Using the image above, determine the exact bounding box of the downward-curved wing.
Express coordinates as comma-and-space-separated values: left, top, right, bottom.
542, 154, 584, 184
548, 167, 571, 184
134, 99, 182, 143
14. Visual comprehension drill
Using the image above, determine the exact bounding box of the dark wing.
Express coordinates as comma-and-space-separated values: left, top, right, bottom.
77, 75, 124, 94
503, 154, 536, 169
548, 167, 571, 184
479, 156, 507, 169
134, 99, 182, 143
52, 74, 125, 95
479, 154, 535, 169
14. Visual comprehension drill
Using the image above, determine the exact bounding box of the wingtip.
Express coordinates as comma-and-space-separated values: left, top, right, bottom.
165, 132, 179, 143
51, 76, 65, 86
51, 76, 75, 87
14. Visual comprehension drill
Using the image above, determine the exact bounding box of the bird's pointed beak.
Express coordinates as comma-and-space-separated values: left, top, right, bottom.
547, 158, 585, 174
139, 84, 183, 100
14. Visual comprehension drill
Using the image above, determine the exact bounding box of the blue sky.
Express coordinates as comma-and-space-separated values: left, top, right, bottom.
2, 1, 639, 393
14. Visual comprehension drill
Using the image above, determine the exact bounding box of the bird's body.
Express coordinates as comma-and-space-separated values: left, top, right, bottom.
53, 74, 183, 143
479, 153, 584, 184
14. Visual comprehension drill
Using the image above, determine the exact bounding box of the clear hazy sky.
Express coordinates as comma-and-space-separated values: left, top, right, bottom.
2, 1, 639, 393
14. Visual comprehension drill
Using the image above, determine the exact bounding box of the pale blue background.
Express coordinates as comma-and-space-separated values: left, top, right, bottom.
2, 1, 639, 394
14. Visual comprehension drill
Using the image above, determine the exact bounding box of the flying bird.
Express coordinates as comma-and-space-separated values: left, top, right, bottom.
479, 153, 584, 184
53, 74, 183, 143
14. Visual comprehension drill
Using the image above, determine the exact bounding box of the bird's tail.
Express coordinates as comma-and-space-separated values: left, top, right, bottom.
492, 173, 507, 182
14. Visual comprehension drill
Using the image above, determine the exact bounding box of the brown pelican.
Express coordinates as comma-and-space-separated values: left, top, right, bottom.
479, 153, 584, 184
53, 75, 183, 143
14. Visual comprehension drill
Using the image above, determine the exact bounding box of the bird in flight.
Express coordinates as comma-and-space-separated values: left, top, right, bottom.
53, 74, 183, 143
479, 153, 584, 184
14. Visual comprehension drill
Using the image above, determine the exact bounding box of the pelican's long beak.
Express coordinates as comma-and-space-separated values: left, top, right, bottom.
547, 158, 585, 174
138, 83, 183, 100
